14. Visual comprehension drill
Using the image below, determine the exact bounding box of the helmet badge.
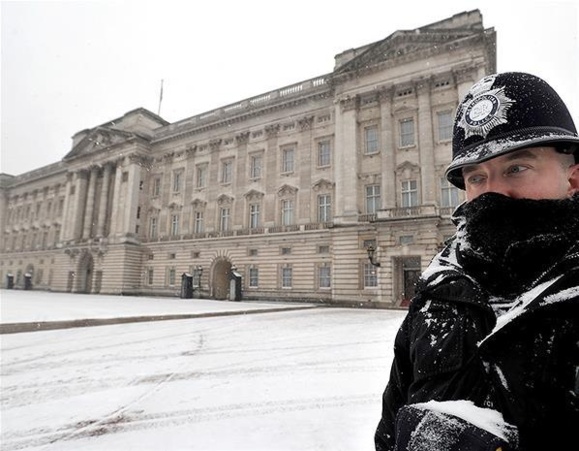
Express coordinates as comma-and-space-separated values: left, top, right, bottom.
458, 75, 516, 139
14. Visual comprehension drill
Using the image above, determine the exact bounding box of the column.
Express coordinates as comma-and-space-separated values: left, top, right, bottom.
333, 95, 359, 223
109, 161, 124, 237
379, 87, 396, 208
72, 170, 89, 241
416, 79, 436, 204
97, 163, 113, 237
82, 166, 98, 239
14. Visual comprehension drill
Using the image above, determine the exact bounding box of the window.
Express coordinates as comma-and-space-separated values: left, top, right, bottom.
365, 185, 381, 214
220, 208, 230, 231
400, 118, 415, 147
168, 268, 176, 286
249, 248, 258, 256
440, 178, 460, 207
147, 268, 154, 285
152, 177, 161, 197
249, 267, 259, 288
221, 160, 233, 184
173, 171, 182, 193
281, 247, 291, 255
196, 165, 207, 188
281, 199, 293, 225
250, 154, 262, 179
437, 111, 453, 141
170, 214, 180, 236
282, 266, 292, 288
318, 194, 332, 223
365, 125, 379, 154
194, 211, 204, 233
249, 204, 260, 229
400, 235, 414, 245
319, 265, 331, 288
318, 140, 331, 167
282, 147, 295, 173
318, 245, 330, 254
401, 180, 418, 207
149, 217, 158, 239
364, 262, 378, 288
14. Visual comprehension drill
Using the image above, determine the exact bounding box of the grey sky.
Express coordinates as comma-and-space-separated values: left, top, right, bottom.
1, 0, 578, 175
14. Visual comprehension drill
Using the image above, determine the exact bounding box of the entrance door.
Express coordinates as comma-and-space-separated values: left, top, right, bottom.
395, 256, 421, 307
212, 259, 232, 300
402, 269, 421, 306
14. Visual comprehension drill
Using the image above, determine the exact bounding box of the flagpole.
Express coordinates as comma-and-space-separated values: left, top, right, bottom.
157, 79, 164, 116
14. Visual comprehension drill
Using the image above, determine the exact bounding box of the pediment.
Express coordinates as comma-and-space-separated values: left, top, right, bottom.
277, 184, 298, 197
312, 178, 334, 192
191, 198, 207, 208
335, 28, 476, 75
396, 160, 420, 175
64, 126, 135, 161
244, 189, 264, 201
217, 194, 234, 205
168, 202, 183, 210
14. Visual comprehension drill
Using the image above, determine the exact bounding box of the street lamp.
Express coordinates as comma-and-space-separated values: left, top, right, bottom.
195, 266, 203, 289
366, 244, 381, 267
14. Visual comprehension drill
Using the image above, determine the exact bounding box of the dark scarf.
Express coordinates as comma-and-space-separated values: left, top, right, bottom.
454, 193, 579, 298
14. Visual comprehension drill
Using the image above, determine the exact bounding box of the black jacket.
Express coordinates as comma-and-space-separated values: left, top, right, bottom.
375, 195, 579, 451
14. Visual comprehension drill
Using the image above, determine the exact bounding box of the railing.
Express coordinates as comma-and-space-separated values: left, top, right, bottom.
153, 74, 330, 142
141, 222, 333, 243
387, 207, 422, 218
358, 214, 377, 222
269, 224, 300, 233
139, 205, 457, 243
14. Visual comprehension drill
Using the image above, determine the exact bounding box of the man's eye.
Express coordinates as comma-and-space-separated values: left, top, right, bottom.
506, 165, 528, 175
466, 174, 485, 185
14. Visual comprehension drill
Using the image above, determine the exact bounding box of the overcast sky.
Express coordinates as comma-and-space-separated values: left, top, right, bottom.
1, 0, 578, 175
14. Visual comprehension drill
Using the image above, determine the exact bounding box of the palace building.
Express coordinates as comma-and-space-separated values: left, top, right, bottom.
0, 10, 496, 307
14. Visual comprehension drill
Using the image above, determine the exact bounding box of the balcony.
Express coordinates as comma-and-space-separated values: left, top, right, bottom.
358, 205, 456, 222
141, 222, 333, 243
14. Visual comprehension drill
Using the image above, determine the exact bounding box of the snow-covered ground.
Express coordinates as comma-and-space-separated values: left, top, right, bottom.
0, 290, 405, 451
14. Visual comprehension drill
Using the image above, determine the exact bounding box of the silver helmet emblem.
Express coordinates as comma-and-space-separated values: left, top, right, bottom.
457, 75, 516, 139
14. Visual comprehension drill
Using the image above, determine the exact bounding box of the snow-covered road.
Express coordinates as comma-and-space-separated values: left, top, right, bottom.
1, 291, 405, 451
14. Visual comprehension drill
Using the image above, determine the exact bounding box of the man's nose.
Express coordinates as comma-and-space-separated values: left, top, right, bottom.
483, 176, 513, 197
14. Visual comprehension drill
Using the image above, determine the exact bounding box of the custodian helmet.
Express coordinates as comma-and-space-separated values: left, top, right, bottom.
445, 72, 579, 189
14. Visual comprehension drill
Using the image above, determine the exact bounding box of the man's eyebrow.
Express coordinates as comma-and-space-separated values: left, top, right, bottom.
462, 150, 540, 175
504, 149, 539, 161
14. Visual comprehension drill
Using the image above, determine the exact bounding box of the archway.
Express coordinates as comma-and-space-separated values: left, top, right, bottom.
76, 251, 94, 293
211, 258, 231, 300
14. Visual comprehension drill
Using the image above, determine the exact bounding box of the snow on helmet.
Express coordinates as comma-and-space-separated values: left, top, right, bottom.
445, 72, 579, 189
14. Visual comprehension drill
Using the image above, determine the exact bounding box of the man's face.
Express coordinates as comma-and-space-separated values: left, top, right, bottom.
462, 146, 579, 201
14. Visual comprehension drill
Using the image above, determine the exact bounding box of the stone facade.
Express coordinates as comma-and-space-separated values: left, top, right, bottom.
0, 10, 496, 307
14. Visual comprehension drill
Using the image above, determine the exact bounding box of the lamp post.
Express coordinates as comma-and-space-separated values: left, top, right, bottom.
366, 244, 381, 267
195, 265, 203, 289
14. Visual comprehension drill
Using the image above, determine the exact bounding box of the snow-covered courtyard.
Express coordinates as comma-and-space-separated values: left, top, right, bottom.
1, 290, 405, 451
